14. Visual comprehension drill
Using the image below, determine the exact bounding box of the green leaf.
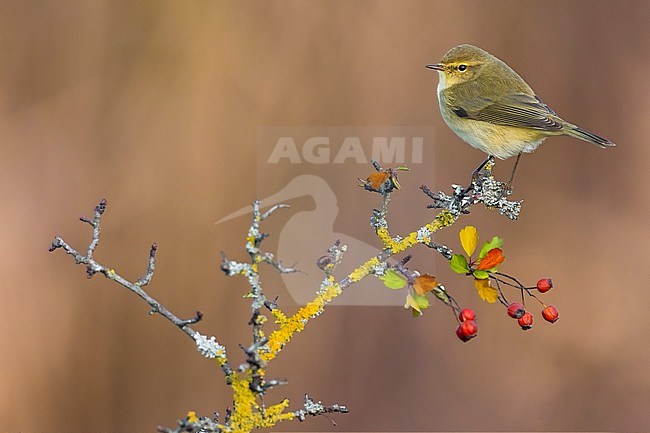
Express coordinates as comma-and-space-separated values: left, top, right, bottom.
473, 270, 489, 279
380, 269, 407, 289
413, 292, 430, 309
450, 254, 469, 274
478, 236, 504, 259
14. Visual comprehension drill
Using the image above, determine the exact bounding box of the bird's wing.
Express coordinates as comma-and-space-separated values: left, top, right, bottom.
460, 93, 565, 131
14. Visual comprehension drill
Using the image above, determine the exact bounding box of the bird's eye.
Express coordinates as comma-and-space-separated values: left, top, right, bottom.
458, 64, 468, 72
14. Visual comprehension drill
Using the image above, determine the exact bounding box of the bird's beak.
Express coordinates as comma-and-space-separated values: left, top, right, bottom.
426, 63, 445, 71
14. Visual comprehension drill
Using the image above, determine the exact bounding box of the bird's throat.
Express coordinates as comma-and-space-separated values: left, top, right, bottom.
436, 71, 447, 96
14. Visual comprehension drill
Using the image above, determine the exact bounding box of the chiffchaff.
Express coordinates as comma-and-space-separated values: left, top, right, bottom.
427, 44, 615, 177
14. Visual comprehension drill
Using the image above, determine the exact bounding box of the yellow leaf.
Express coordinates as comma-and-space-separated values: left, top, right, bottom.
404, 293, 422, 316
474, 278, 498, 303
459, 226, 478, 257
186, 411, 199, 423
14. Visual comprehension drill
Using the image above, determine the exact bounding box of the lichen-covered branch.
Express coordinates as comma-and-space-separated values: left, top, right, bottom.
156, 394, 348, 433
250, 158, 519, 369
294, 394, 349, 422
51, 155, 544, 432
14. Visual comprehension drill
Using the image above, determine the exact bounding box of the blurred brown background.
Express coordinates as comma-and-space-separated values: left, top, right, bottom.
1, 1, 648, 432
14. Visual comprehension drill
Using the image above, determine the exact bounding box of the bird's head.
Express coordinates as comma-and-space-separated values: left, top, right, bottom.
427, 44, 492, 89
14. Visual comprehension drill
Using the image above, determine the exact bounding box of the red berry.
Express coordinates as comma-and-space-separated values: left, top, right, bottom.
536, 278, 553, 293
542, 305, 559, 323
458, 308, 476, 322
456, 320, 478, 342
507, 302, 525, 319
518, 311, 534, 330
461, 320, 478, 337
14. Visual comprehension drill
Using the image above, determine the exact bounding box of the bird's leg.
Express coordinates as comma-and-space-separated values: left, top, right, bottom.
464, 155, 494, 195
471, 155, 494, 182
505, 153, 522, 195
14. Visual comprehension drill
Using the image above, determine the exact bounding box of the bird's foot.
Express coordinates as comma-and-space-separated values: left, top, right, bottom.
504, 180, 514, 197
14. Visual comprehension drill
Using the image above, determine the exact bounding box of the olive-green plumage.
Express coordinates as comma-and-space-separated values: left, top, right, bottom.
427, 44, 615, 160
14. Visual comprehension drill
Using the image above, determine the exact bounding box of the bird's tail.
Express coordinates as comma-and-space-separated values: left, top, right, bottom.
566, 125, 616, 148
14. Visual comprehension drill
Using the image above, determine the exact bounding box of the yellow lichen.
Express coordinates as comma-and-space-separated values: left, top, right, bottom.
429, 209, 455, 229
391, 231, 418, 254
348, 256, 380, 283
257, 399, 294, 427
230, 376, 257, 432
376, 227, 394, 248
271, 308, 288, 325
388, 210, 457, 254
215, 352, 227, 366
261, 283, 341, 363
226, 373, 295, 432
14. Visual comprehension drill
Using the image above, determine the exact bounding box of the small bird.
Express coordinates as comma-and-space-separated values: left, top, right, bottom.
427, 44, 615, 180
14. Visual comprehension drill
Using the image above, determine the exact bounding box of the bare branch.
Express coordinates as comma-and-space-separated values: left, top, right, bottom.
259, 252, 304, 274
424, 240, 454, 260
260, 203, 290, 221
136, 243, 157, 287
49, 199, 233, 379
